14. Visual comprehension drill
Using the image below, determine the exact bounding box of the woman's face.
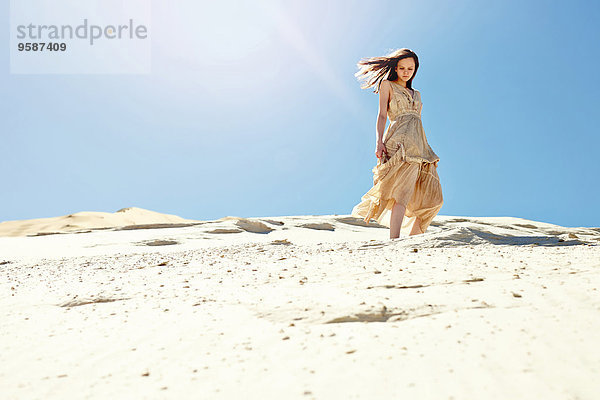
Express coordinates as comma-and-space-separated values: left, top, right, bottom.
395, 57, 416, 83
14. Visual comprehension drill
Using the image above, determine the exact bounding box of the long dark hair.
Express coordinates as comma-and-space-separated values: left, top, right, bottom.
355, 48, 420, 93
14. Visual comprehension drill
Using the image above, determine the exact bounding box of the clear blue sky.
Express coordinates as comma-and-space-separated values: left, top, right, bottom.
2, 0, 599, 227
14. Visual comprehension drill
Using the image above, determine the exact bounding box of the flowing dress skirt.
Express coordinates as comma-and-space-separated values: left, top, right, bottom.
351, 147, 443, 237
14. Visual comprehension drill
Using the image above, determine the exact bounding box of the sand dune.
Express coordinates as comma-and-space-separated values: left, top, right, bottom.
1, 208, 599, 399
1, 206, 598, 245
0, 206, 204, 237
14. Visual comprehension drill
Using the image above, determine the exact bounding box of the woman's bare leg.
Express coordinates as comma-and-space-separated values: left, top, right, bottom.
409, 217, 423, 236
390, 202, 406, 239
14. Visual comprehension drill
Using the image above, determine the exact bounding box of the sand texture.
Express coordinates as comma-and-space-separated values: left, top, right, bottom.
1, 208, 599, 399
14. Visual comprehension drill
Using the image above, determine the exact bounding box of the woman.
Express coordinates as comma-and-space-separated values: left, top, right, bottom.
351, 48, 443, 239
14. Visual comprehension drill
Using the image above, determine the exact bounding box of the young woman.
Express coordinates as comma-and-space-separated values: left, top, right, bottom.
351, 48, 443, 239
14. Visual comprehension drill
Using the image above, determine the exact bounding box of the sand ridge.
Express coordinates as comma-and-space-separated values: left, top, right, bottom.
1, 208, 599, 399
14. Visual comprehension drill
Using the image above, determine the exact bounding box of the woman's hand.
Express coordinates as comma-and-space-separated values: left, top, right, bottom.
375, 140, 388, 160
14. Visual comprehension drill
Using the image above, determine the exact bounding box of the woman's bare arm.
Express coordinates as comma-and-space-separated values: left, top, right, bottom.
375, 80, 391, 158
376, 81, 391, 142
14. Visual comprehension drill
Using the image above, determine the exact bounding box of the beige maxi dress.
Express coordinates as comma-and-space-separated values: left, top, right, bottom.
351, 80, 443, 236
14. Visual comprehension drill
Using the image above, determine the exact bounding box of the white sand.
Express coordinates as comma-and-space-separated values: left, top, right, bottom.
1, 208, 599, 399
0, 207, 203, 238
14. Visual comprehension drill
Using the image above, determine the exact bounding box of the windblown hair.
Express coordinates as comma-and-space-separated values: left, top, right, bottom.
355, 48, 420, 94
